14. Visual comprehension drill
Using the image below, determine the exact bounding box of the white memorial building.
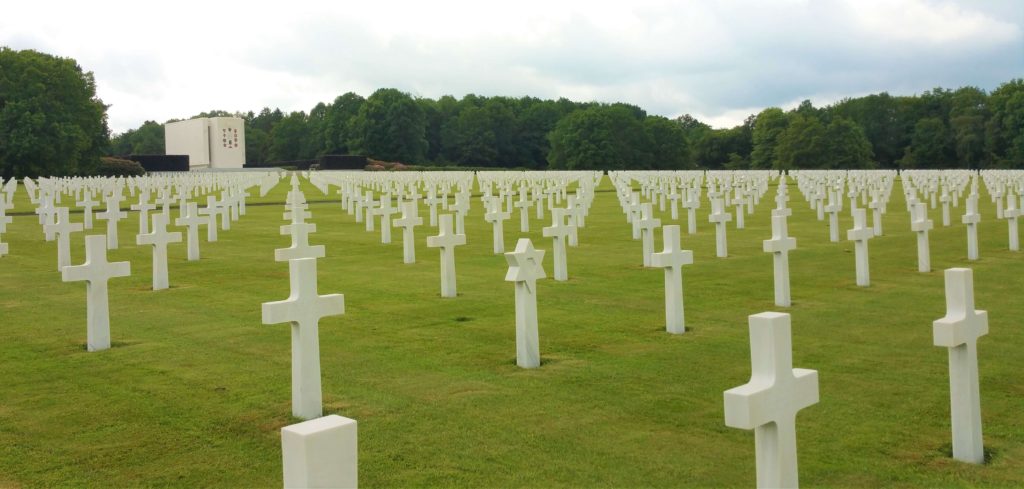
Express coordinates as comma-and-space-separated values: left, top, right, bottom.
165, 117, 245, 169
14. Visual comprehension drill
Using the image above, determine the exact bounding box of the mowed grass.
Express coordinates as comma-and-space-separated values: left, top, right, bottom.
0, 175, 1021, 488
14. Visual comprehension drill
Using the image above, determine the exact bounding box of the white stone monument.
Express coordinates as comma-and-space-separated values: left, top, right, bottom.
709, 196, 732, 258
45, 207, 83, 271
847, 208, 874, 287
136, 213, 182, 291
962, 193, 981, 261
62, 235, 131, 352
175, 202, 206, 261
637, 203, 661, 267
262, 257, 345, 420
505, 238, 546, 368
425, 214, 466, 298
282, 415, 358, 489
542, 208, 574, 281
394, 201, 423, 264
911, 202, 933, 273
650, 225, 693, 334
724, 312, 818, 489
763, 214, 796, 307
933, 268, 987, 465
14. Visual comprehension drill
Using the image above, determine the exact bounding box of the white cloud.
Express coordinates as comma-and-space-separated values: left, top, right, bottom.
1, 0, 1020, 133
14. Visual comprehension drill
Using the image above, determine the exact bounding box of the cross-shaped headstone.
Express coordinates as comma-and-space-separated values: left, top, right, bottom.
276, 220, 325, 262
933, 268, 988, 464
683, 187, 700, 235
763, 214, 796, 307
131, 192, 156, 235
175, 202, 206, 261
708, 196, 732, 258
44, 207, 83, 271
136, 213, 182, 291
198, 196, 220, 242
376, 194, 397, 244
824, 189, 841, 243
76, 191, 99, 229
450, 193, 470, 235
514, 190, 532, 233
262, 257, 345, 420
62, 234, 131, 351
505, 238, 546, 368
911, 202, 933, 272
394, 201, 423, 264
426, 214, 467, 298
650, 225, 693, 334
484, 199, 511, 254
363, 191, 379, 232
1002, 193, 1019, 252
847, 208, 874, 287
637, 203, 661, 267
725, 312, 819, 489
95, 196, 127, 249
962, 193, 981, 261
542, 208, 574, 281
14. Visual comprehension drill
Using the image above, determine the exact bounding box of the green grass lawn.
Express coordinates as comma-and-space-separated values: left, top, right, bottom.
0, 174, 1021, 487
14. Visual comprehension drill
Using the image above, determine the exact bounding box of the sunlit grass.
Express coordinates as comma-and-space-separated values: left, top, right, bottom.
0, 175, 1021, 487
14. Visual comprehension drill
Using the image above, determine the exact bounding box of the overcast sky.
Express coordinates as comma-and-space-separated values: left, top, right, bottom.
3, 0, 1021, 134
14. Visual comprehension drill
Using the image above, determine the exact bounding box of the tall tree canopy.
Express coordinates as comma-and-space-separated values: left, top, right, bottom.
349, 88, 428, 163
0, 48, 109, 178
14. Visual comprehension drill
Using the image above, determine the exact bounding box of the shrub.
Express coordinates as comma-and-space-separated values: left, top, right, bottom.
96, 157, 146, 177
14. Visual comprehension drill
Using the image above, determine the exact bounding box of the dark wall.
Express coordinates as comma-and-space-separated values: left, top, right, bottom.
318, 155, 367, 170
129, 154, 190, 172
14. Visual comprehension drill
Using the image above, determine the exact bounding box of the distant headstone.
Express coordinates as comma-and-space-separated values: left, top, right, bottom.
425, 214, 466, 298
136, 213, 182, 290
847, 208, 874, 287
650, 225, 693, 334
911, 202, 933, 272
763, 214, 796, 306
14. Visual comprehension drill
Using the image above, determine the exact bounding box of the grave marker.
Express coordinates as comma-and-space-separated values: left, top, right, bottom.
62, 235, 131, 352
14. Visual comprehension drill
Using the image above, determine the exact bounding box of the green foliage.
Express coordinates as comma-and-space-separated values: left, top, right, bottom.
267, 111, 308, 162
900, 117, 955, 168
985, 78, 1024, 168
442, 106, 498, 166
749, 107, 788, 169
774, 113, 826, 169
349, 88, 428, 163
95, 156, 145, 177
822, 117, 875, 169
109, 120, 164, 155
547, 105, 651, 170
643, 116, 692, 169
0, 48, 109, 179
323, 92, 364, 155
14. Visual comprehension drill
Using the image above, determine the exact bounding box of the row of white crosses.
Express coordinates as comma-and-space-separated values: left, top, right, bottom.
724, 267, 992, 487
262, 177, 358, 488
30, 173, 276, 351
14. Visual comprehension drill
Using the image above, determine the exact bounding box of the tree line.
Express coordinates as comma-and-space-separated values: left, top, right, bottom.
2, 47, 1021, 179
114, 82, 1024, 171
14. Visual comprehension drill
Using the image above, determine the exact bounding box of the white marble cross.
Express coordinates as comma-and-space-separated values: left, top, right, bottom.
825, 189, 841, 243
484, 198, 511, 254
505, 238, 546, 368
394, 201, 423, 264
868, 196, 884, 236
734, 188, 747, 229
683, 187, 700, 235
542, 208, 574, 281
175, 202, 206, 261
962, 193, 981, 261
763, 214, 796, 307
376, 194, 396, 244
911, 202, 933, 272
933, 268, 987, 464
424, 189, 442, 227
709, 196, 732, 258
199, 196, 220, 242
44, 207, 83, 271
136, 213, 182, 291
724, 312, 819, 489
1003, 193, 1019, 252
62, 234, 131, 352
426, 214, 467, 298
276, 220, 326, 262
847, 208, 874, 287
263, 257, 345, 420
96, 196, 127, 249
131, 192, 156, 235
451, 193, 470, 235
940, 190, 951, 227
76, 192, 99, 229
650, 225, 693, 334
635, 202, 660, 267
514, 190, 532, 232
